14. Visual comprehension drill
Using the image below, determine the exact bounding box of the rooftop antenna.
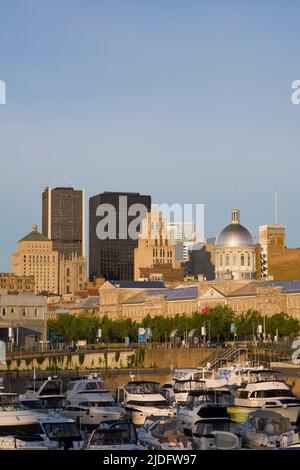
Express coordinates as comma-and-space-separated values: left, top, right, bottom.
275, 189, 278, 224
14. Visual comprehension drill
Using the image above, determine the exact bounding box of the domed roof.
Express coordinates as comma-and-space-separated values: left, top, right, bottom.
216, 209, 254, 248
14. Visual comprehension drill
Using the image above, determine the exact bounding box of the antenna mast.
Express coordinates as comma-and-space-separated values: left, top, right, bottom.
275, 189, 278, 224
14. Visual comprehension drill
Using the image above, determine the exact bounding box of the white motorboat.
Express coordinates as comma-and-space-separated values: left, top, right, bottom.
192, 406, 242, 450
239, 409, 300, 448
85, 420, 144, 450
234, 370, 300, 424
21, 375, 66, 411
0, 390, 57, 450
62, 374, 125, 428
116, 381, 174, 426
138, 416, 193, 450
177, 388, 234, 434
39, 416, 84, 450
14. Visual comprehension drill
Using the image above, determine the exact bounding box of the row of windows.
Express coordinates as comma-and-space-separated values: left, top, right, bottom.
24, 255, 56, 262
219, 252, 253, 267
1, 308, 39, 317
152, 249, 173, 258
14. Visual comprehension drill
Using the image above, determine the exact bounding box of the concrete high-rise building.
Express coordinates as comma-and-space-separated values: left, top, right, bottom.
89, 191, 151, 281
12, 224, 59, 294
167, 222, 202, 262
42, 186, 85, 259
134, 208, 184, 282
259, 224, 286, 278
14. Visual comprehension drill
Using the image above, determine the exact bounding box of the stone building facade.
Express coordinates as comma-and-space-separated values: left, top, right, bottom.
59, 253, 87, 295
0, 290, 47, 343
11, 225, 59, 294
0, 273, 35, 293
98, 279, 300, 322
134, 208, 183, 282
258, 224, 300, 280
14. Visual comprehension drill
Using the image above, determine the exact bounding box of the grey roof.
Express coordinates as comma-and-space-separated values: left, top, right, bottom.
230, 279, 300, 297
109, 280, 165, 289
264, 279, 300, 293
123, 286, 198, 305
67, 296, 100, 310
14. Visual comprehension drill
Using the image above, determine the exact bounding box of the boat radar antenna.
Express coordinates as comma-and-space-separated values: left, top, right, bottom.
275, 189, 278, 224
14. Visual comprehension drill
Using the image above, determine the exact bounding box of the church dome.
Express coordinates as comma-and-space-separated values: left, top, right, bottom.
215, 209, 254, 248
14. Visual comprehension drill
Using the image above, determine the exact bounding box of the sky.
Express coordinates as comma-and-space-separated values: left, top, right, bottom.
1, 0, 300, 270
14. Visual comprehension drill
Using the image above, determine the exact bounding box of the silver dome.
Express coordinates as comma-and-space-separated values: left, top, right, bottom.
216, 223, 254, 248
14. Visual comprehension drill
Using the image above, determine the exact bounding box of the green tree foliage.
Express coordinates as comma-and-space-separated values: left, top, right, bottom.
47, 307, 300, 343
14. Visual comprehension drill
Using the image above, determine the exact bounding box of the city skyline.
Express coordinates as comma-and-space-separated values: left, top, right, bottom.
1, 1, 300, 270
0, 183, 295, 273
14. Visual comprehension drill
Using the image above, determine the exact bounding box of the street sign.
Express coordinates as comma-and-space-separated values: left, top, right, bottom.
138, 327, 146, 343
145, 327, 152, 339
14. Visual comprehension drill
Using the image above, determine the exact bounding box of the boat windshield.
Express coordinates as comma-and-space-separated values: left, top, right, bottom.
125, 382, 161, 394
82, 381, 108, 392
194, 420, 238, 436
127, 400, 168, 408
0, 394, 25, 411
174, 380, 204, 392
247, 371, 283, 383
21, 400, 46, 411
186, 392, 231, 409
78, 401, 115, 407
39, 380, 62, 396
0, 423, 43, 441
90, 422, 137, 446
43, 422, 81, 439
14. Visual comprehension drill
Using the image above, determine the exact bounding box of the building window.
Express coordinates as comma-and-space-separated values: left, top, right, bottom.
23, 308, 26, 316
225, 254, 230, 266
241, 254, 245, 266
248, 253, 251, 266
220, 254, 223, 266
2, 308, 6, 316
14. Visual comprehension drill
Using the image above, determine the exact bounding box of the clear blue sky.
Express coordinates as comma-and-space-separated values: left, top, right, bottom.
1, 0, 300, 270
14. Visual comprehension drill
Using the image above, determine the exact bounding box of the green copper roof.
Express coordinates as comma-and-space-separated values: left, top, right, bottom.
20, 225, 50, 242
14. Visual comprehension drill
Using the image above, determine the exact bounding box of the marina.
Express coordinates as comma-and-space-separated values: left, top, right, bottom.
1, 362, 300, 451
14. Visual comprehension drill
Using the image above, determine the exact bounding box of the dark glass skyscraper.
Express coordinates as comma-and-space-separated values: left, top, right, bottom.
89, 191, 151, 281
42, 187, 85, 259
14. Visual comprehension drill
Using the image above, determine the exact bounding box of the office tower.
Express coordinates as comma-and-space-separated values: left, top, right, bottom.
42, 186, 87, 294
89, 191, 151, 280
42, 186, 85, 258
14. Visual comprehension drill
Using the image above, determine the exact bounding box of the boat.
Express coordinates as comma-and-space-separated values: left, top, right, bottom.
21, 375, 66, 411
116, 381, 174, 426
239, 409, 300, 448
61, 373, 125, 429
192, 406, 242, 450
0, 389, 57, 450
234, 370, 300, 424
39, 416, 84, 450
138, 416, 193, 450
177, 388, 234, 434
84, 420, 144, 450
